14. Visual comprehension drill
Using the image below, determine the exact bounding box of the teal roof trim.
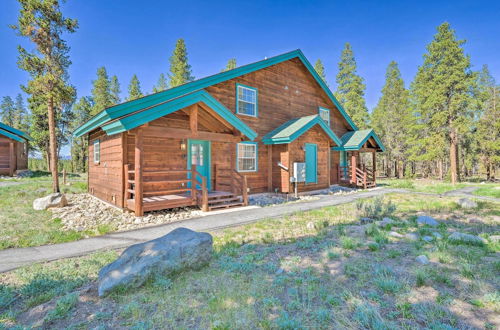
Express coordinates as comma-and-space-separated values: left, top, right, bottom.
332, 129, 386, 152
100, 90, 258, 140
262, 115, 342, 146
0, 122, 32, 141
73, 49, 357, 137
0, 128, 25, 142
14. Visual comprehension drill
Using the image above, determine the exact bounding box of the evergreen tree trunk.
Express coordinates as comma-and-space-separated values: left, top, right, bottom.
48, 97, 60, 192
449, 127, 460, 184
438, 160, 443, 180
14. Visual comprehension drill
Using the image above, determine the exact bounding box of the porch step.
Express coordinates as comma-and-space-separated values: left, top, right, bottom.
208, 201, 244, 211
207, 191, 244, 211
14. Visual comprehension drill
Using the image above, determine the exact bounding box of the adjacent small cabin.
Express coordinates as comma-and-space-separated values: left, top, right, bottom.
0, 122, 31, 176
74, 49, 385, 215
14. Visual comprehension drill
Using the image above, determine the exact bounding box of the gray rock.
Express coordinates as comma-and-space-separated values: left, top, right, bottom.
377, 217, 395, 227
448, 232, 486, 246
98, 228, 213, 296
33, 193, 68, 210
416, 216, 439, 227
306, 222, 315, 230
432, 232, 443, 240
422, 236, 434, 242
389, 231, 404, 238
416, 255, 429, 265
489, 235, 500, 242
360, 217, 374, 224
405, 233, 419, 241
457, 198, 478, 209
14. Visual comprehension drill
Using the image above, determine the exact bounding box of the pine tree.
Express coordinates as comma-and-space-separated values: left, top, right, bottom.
371, 61, 411, 178
110, 75, 121, 105
168, 39, 194, 87
222, 58, 237, 71
314, 59, 327, 85
410, 22, 475, 184
127, 74, 143, 101
476, 65, 500, 180
153, 73, 168, 93
91, 67, 113, 115
12, 0, 78, 192
14, 94, 29, 131
335, 43, 369, 128
0, 96, 15, 126
70, 96, 92, 172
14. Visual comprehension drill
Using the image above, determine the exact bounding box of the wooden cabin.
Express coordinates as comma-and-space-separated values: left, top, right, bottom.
0, 122, 31, 176
74, 50, 385, 216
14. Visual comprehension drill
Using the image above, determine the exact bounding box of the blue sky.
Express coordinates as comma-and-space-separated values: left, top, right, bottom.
1, 0, 499, 113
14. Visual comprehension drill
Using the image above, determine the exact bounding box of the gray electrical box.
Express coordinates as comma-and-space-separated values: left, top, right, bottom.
292, 162, 306, 182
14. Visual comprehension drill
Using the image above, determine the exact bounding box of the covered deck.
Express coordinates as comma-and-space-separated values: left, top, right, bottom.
335, 129, 385, 189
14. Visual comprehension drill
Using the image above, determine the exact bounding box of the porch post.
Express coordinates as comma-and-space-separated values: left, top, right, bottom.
190, 104, 198, 136
372, 150, 376, 185
351, 153, 357, 184
9, 141, 15, 176
327, 146, 331, 186
134, 128, 144, 216
267, 145, 273, 191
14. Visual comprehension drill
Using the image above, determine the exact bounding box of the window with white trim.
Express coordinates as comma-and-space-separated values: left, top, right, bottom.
236, 84, 257, 117
237, 143, 257, 172
94, 139, 100, 164
319, 107, 330, 126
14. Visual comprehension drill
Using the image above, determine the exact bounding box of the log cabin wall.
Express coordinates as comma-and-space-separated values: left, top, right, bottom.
0, 137, 27, 175
88, 129, 124, 207
0, 137, 12, 175
205, 57, 352, 193
330, 151, 340, 184
288, 126, 331, 193
15, 141, 28, 170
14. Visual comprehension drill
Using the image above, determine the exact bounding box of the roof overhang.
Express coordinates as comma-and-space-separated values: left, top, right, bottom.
262, 115, 342, 146
0, 122, 32, 141
73, 49, 357, 137
0, 128, 26, 143
84, 90, 257, 140
332, 129, 386, 152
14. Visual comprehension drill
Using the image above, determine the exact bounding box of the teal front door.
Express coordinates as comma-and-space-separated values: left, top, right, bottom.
305, 143, 317, 183
187, 139, 211, 190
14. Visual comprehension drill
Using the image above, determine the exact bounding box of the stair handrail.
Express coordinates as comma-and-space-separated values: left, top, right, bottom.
232, 169, 249, 206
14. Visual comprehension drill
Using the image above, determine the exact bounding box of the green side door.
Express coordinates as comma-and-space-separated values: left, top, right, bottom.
187, 139, 211, 190
305, 143, 317, 183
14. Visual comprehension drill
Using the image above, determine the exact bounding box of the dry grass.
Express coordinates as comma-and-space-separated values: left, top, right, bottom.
1, 193, 499, 329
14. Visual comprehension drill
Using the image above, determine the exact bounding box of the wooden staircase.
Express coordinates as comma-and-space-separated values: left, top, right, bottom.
339, 164, 376, 189
207, 191, 244, 211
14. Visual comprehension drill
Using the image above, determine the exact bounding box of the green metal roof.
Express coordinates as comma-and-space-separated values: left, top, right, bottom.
0, 122, 32, 141
73, 49, 357, 137
100, 89, 258, 140
262, 115, 342, 145
333, 129, 386, 152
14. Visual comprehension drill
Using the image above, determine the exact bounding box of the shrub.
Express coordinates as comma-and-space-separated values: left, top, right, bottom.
356, 197, 396, 220
45, 293, 79, 322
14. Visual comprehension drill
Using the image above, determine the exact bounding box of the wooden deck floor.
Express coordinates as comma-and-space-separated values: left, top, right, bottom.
126, 191, 240, 213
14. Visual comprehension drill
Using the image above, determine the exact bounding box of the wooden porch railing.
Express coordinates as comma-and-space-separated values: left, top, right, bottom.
214, 164, 248, 206
124, 164, 209, 214
337, 164, 376, 189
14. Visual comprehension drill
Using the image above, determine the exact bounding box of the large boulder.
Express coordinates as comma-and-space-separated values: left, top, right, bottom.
457, 198, 478, 209
98, 228, 213, 296
33, 193, 68, 210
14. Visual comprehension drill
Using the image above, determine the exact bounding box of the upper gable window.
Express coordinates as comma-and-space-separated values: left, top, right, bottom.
236, 84, 258, 117
318, 107, 330, 127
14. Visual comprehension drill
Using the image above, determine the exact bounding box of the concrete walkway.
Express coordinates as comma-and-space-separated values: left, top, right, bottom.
0, 188, 408, 273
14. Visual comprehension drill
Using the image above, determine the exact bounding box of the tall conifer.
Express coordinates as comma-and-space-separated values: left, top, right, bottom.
335, 43, 369, 128
0, 96, 15, 126
91, 67, 113, 115
13, 0, 77, 192
223, 58, 237, 71
127, 74, 143, 101
110, 75, 121, 105
410, 22, 474, 184
153, 73, 168, 93
168, 39, 194, 87
314, 59, 327, 85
